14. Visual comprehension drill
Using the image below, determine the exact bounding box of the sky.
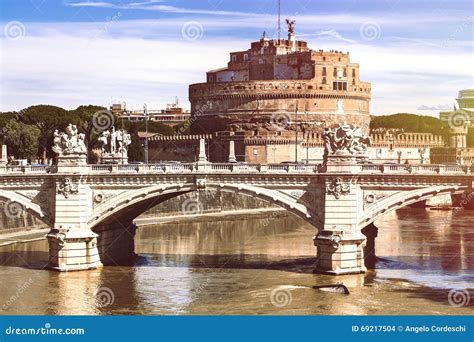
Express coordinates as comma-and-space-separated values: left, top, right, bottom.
0, 0, 473, 116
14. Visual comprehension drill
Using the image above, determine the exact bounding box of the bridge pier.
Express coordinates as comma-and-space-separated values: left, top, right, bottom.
47, 167, 103, 271
313, 231, 366, 274
47, 228, 102, 271
451, 192, 474, 209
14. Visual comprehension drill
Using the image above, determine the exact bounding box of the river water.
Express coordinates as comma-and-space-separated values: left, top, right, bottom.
0, 209, 472, 315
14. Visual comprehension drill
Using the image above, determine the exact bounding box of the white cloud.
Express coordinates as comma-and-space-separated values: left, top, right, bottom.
0, 16, 472, 115
66, 1, 257, 16
67, 1, 116, 7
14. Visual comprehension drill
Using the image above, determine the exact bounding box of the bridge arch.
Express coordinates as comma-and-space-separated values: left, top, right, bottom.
0, 190, 53, 226
88, 183, 321, 230
359, 185, 468, 229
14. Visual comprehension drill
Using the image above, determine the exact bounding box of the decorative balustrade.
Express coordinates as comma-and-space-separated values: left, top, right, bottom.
0, 162, 472, 176
0, 165, 53, 174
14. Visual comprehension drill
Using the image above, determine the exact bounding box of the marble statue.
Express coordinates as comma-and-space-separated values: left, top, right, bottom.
52, 124, 87, 156
323, 123, 371, 157
98, 128, 131, 156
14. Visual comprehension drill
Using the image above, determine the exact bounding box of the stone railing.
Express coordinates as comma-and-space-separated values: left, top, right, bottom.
0, 165, 53, 174
0, 163, 472, 176
359, 164, 471, 174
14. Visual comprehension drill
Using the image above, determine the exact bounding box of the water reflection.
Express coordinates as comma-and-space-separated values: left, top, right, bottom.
0, 209, 473, 315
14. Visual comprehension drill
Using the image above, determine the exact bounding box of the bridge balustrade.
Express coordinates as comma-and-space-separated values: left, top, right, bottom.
210, 163, 232, 172
91, 165, 114, 172
360, 164, 384, 173
0, 163, 472, 175
0, 165, 53, 174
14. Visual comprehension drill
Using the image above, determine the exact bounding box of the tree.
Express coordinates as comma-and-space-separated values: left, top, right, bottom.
2, 120, 40, 162
370, 113, 446, 135
0, 112, 17, 145
18, 105, 70, 161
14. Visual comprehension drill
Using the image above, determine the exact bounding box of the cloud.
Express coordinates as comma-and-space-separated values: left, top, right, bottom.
66, 1, 257, 16
67, 1, 116, 8
308, 29, 357, 43
0, 6, 472, 115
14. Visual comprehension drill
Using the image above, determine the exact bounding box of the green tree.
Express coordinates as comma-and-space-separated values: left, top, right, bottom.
19, 105, 70, 161
370, 113, 446, 135
0, 112, 17, 145
2, 120, 40, 162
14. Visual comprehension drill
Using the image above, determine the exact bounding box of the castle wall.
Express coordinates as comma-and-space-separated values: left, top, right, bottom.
147, 135, 211, 162
146, 132, 446, 164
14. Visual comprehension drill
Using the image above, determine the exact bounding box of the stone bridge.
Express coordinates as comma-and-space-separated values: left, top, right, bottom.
1, 159, 473, 275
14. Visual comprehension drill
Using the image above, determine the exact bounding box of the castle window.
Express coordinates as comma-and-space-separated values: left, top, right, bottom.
243, 54, 249, 61
333, 81, 347, 91
231, 55, 237, 62
322, 67, 326, 76
343, 68, 347, 77
323, 56, 326, 61
333, 67, 337, 77
352, 79, 355, 85
352, 69, 356, 77
322, 77, 326, 84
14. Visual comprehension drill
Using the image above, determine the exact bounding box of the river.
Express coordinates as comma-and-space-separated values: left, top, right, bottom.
0, 208, 472, 315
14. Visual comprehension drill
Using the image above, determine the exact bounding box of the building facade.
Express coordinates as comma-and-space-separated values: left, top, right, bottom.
111, 99, 191, 127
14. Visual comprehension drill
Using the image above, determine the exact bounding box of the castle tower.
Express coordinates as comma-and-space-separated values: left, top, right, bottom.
189, 22, 371, 135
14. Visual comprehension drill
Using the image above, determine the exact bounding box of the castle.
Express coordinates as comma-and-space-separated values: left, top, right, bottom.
189, 22, 371, 134
133, 21, 469, 165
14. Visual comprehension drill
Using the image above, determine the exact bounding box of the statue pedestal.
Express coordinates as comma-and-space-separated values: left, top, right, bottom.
324, 152, 368, 173
57, 155, 87, 167
100, 153, 128, 165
